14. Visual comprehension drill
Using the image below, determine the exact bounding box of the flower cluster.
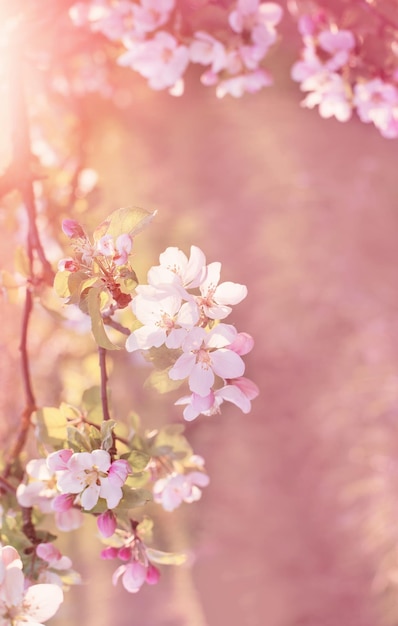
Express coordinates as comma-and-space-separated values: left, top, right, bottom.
16, 458, 84, 532
291, 13, 398, 138
47, 448, 131, 511
69, 0, 283, 98
0, 545, 63, 626
126, 245, 258, 420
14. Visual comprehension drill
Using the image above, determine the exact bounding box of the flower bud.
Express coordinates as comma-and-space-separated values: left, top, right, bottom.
52, 493, 75, 512
62, 219, 85, 239
118, 546, 132, 561
97, 510, 117, 538
146, 563, 161, 585
100, 546, 119, 560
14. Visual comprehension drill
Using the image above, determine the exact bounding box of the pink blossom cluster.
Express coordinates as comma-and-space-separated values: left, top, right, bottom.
291, 14, 398, 138
47, 448, 131, 511
69, 0, 283, 97
101, 527, 160, 593
126, 245, 259, 420
59, 218, 133, 272
0, 545, 64, 626
149, 453, 209, 512
16, 458, 84, 531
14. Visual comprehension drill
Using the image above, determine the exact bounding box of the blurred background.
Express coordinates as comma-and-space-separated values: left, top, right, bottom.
2, 4, 398, 625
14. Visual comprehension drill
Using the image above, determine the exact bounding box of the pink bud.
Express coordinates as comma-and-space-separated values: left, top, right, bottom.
36, 542, 61, 563
118, 546, 132, 561
52, 493, 75, 512
146, 563, 161, 585
97, 510, 117, 538
232, 377, 259, 400
108, 459, 131, 486
227, 332, 254, 355
100, 546, 119, 560
47, 448, 73, 472
62, 219, 85, 238
58, 258, 80, 272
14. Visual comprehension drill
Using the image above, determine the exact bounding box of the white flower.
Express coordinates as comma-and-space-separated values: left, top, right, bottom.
0, 546, 63, 626
153, 472, 210, 511
168, 325, 245, 397
196, 262, 247, 320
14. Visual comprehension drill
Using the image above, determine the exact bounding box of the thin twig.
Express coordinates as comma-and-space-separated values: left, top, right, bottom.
99, 347, 111, 422
0, 476, 16, 495
103, 316, 130, 336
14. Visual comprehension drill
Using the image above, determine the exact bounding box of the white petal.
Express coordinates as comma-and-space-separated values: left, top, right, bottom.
189, 363, 214, 396
211, 349, 245, 379
80, 483, 100, 510
169, 353, 195, 381
214, 281, 247, 305
23, 584, 63, 622
90, 449, 111, 472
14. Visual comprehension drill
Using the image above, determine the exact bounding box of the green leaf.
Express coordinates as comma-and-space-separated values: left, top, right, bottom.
145, 345, 181, 370
146, 549, 187, 566
33, 407, 68, 447
117, 268, 138, 294
125, 471, 150, 488
67, 425, 91, 452
82, 386, 103, 424
87, 287, 119, 350
128, 450, 150, 472
117, 487, 152, 510
145, 368, 184, 394
93, 207, 156, 242
100, 420, 116, 452
136, 517, 153, 541
54, 271, 71, 298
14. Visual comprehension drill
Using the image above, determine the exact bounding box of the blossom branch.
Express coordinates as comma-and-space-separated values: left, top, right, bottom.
99, 347, 111, 422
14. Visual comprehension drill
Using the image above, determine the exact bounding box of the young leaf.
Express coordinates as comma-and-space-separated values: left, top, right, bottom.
93, 207, 156, 241
100, 420, 116, 452
117, 487, 152, 510
54, 271, 71, 298
33, 407, 68, 447
146, 549, 187, 566
87, 286, 120, 350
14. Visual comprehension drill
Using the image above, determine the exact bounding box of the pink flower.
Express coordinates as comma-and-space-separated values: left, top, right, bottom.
353, 78, 398, 138
36, 543, 72, 571
17, 457, 84, 531
62, 219, 85, 239
176, 376, 259, 419
153, 471, 210, 511
229, 0, 283, 44
196, 262, 247, 320
47, 449, 130, 511
216, 69, 272, 98
0, 546, 63, 626
168, 325, 245, 397
113, 560, 148, 593
317, 29, 355, 72
147, 245, 207, 291
118, 31, 189, 92
189, 31, 228, 73
129, 0, 175, 36
126, 289, 198, 352
297, 69, 352, 122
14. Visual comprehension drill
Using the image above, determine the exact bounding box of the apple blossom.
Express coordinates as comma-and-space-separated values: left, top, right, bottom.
47, 449, 131, 511
153, 471, 210, 512
353, 78, 398, 139
118, 31, 189, 92
126, 289, 199, 352
16, 458, 84, 531
168, 325, 245, 397
0, 546, 63, 626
